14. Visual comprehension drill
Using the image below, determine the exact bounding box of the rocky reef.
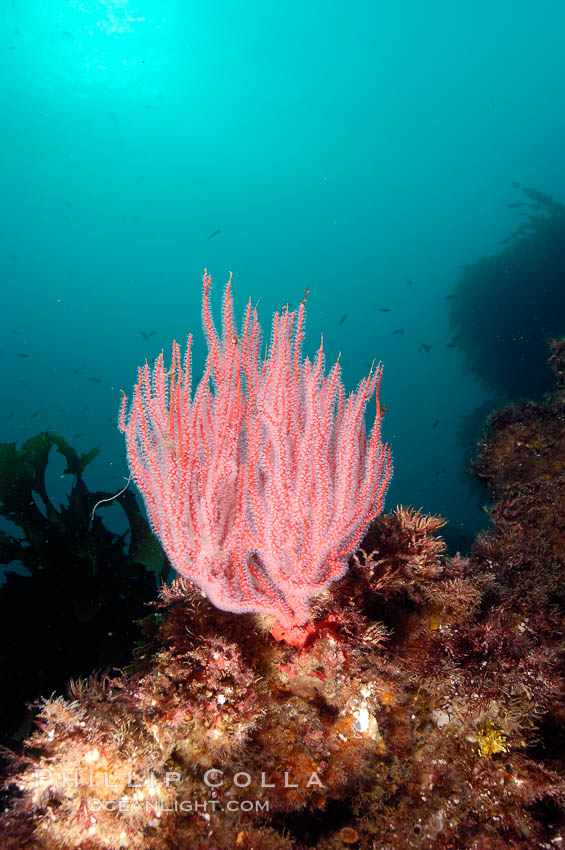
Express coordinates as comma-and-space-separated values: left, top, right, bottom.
447, 185, 565, 401
1, 341, 564, 849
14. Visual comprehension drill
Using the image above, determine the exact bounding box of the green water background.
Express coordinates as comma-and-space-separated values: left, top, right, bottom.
2, 0, 565, 550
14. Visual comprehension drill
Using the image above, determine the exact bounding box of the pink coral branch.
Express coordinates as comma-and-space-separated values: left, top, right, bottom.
119, 270, 393, 630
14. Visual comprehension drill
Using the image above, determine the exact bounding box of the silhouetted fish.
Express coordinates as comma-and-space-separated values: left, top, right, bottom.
10, 329, 19, 334
419, 343, 431, 353
392, 329, 405, 336
89, 377, 101, 383
7, 411, 14, 419
444, 294, 455, 300
431, 420, 439, 428
31, 412, 39, 418
17, 352, 29, 358
72, 433, 84, 439
446, 340, 458, 349
405, 277, 414, 286
379, 308, 391, 312
208, 229, 221, 240
339, 313, 347, 325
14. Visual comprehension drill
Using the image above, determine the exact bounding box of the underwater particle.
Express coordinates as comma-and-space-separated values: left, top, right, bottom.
339, 826, 359, 844
476, 720, 508, 757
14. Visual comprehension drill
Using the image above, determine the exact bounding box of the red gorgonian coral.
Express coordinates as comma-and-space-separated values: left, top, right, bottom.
119, 271, 392, 630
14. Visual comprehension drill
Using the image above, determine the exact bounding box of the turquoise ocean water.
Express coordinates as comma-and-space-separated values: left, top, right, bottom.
2, 0, 565, 554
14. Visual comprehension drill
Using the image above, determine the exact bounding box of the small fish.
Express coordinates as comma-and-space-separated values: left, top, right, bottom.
73, 369, 82, 375
7, 411, 14, 419
9, 329, 19, 334
17, 352, 29, 358
14, 28, 21, 36
89, 377, 101, 383
404, 277, 414, 286
64, 200, 74, 208
31, 412, 39, 418
431, 420, 439, 428
18, 379, 28, 385
392, 328, 405, 336
419, 342, 431, 353
446, 340, 458, 349
444, 294, 455, 300
109, 111, 117, 122
60, 30, 75, 38
339, 313, 347, 325
379, 308, 391, 312
82, 405, 89, 411
72, 433, 84, 439
207, 229, 221, 240
139, 329, 149, 340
